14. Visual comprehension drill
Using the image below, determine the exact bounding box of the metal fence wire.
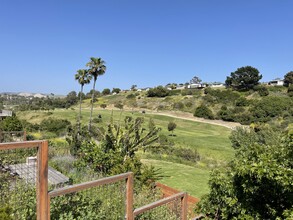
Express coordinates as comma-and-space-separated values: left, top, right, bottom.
135, 197, 182, 220
0, 147, 38, 219
49, 180, 127, 220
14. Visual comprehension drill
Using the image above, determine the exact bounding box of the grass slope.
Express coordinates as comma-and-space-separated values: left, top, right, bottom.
142, 159, 210, 198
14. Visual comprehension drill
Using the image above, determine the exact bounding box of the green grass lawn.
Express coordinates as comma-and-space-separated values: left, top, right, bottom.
17, 108, 233, 197
142, 159, 210, 198
19, 108, 233, 162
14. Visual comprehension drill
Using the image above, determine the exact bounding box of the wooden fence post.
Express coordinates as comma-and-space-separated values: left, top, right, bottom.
37, 141, 49, 220
181, 192, 188, 220
126, 172, 134, 220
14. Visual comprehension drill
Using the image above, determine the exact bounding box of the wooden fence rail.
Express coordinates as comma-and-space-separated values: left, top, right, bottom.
48, 172, 134, 220
133, 192, 188, 220
0, 140, 49, 220
0, 141, 188, 220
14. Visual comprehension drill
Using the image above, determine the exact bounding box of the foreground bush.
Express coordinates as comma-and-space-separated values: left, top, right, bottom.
196, 128, 293, 219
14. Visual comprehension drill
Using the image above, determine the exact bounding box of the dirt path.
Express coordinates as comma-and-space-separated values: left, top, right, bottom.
100, 105, 243, 129
148, 110, 242, 129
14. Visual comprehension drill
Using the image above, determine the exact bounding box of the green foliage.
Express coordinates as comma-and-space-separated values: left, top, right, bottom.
65, 91, 78, 107
203, 88, 240, 104
75, 116, 163, 185
167, 121, 177, 136
0, 115, 23, 131
114, 101, 124, 109
288, 84, 293, 97
250, 96, 292, 122
196, 129, 293, 219
253, 85, 269, 96
112, 88, 121, 94
0, 206, 12, 220
235, 97, 249, 106
226, 66, 262, 91
126, 93, 136, 99
40, 118, 71, 134
146, 86, 170, 97
284, 71, 293, 87
194, 105, 214, 119
100, 103, 107, 109
102, 88, 111, 95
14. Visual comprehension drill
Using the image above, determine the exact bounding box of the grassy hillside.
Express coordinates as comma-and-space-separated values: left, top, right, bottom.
17, 108, 233, 198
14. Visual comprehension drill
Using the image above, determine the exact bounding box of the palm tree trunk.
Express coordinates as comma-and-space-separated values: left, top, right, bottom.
78, 85, 83, 132
89, 79, 96, 131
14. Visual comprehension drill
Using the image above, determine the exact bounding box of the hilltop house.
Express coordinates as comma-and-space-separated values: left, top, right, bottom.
0, 110, 12, 120
268, 78, 284, 86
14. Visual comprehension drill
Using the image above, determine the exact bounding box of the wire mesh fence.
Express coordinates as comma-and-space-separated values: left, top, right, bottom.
0, 146, 38, 219
135, 198, 182, 219
134, 192, 187, 220
49, 179, 127, 219
0, 131, 26, 143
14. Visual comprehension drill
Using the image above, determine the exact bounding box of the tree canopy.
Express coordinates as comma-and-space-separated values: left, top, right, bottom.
284, 71, 293, 87
225, 66, 262, 91
196, 127, 293, 219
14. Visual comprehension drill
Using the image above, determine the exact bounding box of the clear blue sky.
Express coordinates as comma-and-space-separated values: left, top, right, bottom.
0, 0, 292, 95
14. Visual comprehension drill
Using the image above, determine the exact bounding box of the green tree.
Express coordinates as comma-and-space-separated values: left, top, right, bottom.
194, 105, 214, 119
86, 57, 106, 131
102, 88, 111, 95
167, 121, 177, 136
65, 91, 78, 107
226, 66, 262, 91
75, 69, 92, 131
284, 71, 293, 87
196, 128, 293, 219
112, 88, 121, 94
0, 116, 23, 131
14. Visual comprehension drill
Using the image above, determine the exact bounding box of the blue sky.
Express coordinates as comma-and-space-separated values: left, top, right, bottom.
0, 0, 292, 95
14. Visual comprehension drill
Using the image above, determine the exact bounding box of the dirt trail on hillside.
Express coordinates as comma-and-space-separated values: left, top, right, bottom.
102, 105, 243, 129
148, 110, 242, 129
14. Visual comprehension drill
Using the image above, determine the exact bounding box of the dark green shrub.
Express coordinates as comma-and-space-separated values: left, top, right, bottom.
194, 105, 214, 119
40, 118, 71, 134
126, 93, 136, 99
254, 85, 269, 96
250, 97, 293, 122
235, 97, 249, 106
288, 85, 293, 97
146, 86, 169, 97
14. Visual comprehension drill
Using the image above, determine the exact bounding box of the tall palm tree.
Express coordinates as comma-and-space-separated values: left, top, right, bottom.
75, 69, 92, 131
86, 57, 106, 130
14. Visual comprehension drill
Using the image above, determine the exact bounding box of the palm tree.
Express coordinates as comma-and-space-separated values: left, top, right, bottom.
86, 57, 106, 130
75, 69, 92, 131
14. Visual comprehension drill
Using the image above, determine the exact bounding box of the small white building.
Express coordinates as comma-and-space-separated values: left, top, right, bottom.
188, 83, 207, 89
268, 79, 284, 86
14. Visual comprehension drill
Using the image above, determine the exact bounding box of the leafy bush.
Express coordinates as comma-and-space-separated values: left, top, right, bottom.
0, 116, 23, 131
196, 129, 293, 219
254, 85, 269, 96
40, 118, 71, 134
288, 85, 293, 97
250, 96, 293, 122
146, 86, 169, 97
126, 93, 136, 99
194, 105, 214, 119
235, 97, 249, 106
